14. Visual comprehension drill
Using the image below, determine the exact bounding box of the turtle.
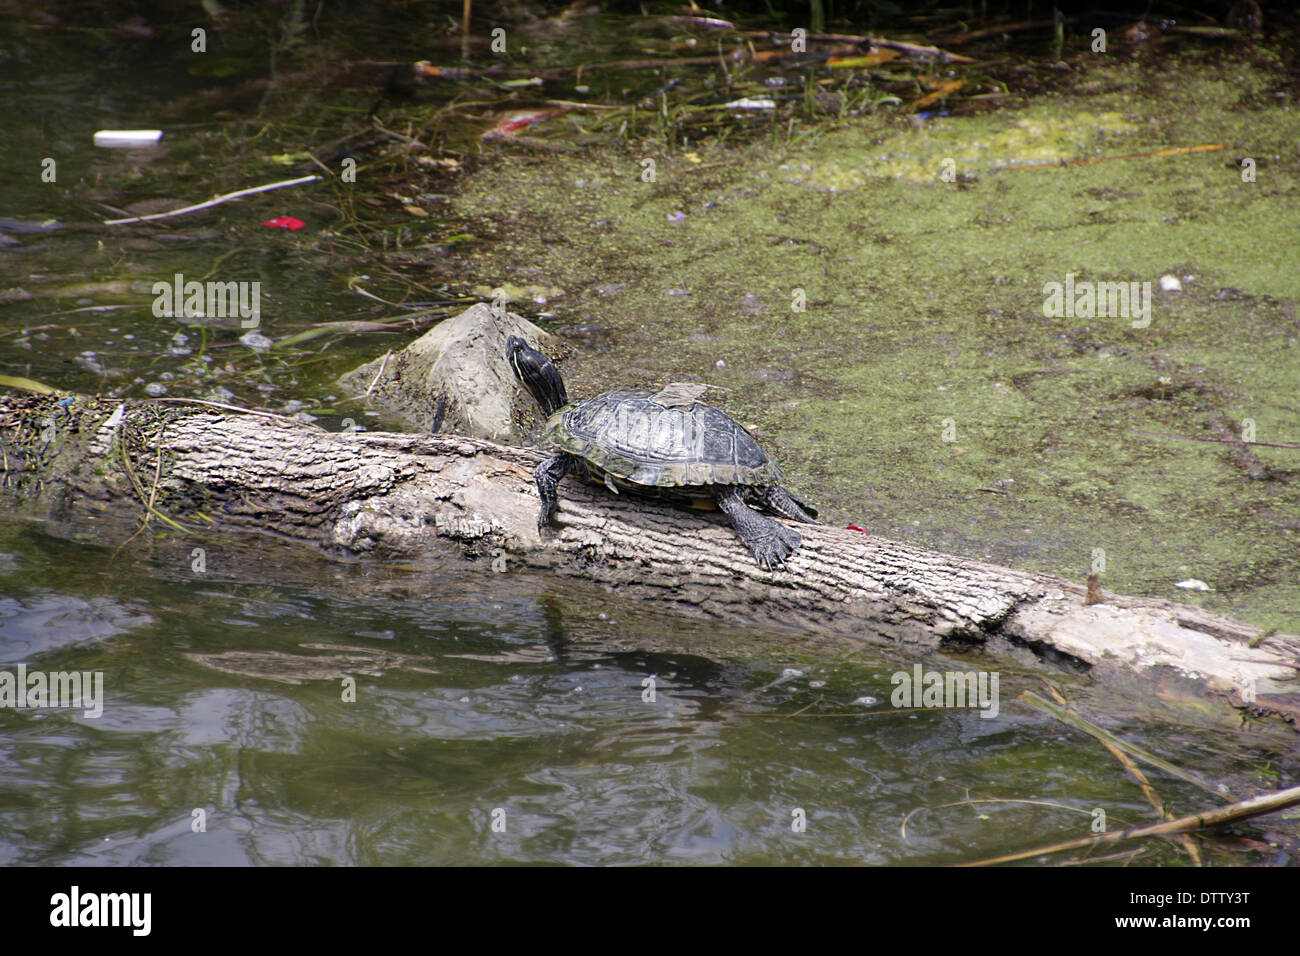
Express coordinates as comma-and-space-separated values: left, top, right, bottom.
507, 335, 818, 569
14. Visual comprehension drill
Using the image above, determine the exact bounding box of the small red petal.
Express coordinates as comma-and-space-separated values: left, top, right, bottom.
262, 216, 306, 231
845, 525, 870, 534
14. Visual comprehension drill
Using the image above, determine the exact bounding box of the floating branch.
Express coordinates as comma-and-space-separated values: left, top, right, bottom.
103, 175, 323, 225
959, 782, 1300, 866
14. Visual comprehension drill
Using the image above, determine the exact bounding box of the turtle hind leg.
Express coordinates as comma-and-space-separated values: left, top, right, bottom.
535, 453, 573, 531
758, 485, 820, 524
716, 486, 802, 570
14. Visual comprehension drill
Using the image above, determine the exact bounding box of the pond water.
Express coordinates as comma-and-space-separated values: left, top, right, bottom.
1, 5, 1296, 866
3, 522, 1289, 866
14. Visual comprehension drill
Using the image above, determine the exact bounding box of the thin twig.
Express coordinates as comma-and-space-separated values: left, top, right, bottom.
1003, 143, 1228, 172
1020, 691, 1228, 799
114, 419, 193, 535
959, 783, 1300, 866
902, 798, 1100, 843
118, 421, 174, 551
1139, 430, 1300, 450
1039, 683, 1201, 864
103, 175, 322, 225
371, 117, 427, 149
742, 29, 975, 63
461, 0, 471, 62
143, 396, 325, 430
702, 670, 803, 718
366, 350, 393, 397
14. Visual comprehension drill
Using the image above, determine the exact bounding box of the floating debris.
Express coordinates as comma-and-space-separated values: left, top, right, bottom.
262, 216, 306, 231
481, 108, 560, 141
239, 330, 274, 351
93, 129, 163, 148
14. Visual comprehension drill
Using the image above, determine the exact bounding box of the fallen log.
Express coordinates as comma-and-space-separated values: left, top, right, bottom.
2, 390, 1296, 723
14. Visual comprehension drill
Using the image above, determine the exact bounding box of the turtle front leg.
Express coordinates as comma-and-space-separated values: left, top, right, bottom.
716, 486, 802, 570
535, 453, 573, 532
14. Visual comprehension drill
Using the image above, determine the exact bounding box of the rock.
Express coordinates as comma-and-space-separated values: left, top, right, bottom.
337, 303, 556, 441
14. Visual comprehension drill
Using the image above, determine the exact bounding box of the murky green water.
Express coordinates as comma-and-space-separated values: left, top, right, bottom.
2, 523, 1291, 865
1, 6, 1297, 866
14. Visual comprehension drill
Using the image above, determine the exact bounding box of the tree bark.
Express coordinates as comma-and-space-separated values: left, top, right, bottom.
3, 392, 1297, 722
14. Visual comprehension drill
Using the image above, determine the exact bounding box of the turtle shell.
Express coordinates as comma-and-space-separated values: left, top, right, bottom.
543, 387, 781, 488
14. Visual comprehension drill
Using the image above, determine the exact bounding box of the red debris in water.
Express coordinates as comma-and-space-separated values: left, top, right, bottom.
262, 216, 306, 231
845, 525, 870, 534
481, 109, 558, 141
414, 62, 479, 81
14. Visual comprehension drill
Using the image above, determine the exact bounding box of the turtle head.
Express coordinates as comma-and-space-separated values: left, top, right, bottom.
507, 335, 568, 416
